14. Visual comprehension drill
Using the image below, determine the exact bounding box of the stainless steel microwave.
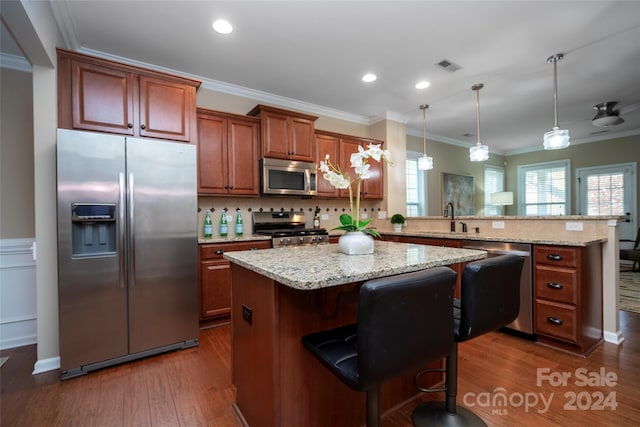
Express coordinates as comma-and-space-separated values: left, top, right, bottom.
261, 158, 317, 196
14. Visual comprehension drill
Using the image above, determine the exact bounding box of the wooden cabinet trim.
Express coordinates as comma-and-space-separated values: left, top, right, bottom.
247, 104, 318, 122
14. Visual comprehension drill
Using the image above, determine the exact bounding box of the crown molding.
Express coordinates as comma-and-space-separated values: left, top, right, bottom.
49, 0, 80, 51
77, 47, 371, 126
0, 53, 32, 72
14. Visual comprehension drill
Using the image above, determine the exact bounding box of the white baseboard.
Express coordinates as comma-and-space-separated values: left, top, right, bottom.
0, 238, 37, 350
33, 356, 60, 375
604, 329, 625, 345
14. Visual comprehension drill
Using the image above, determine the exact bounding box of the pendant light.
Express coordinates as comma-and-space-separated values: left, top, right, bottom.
543, 53, 570, 150
469, 83, 489, 162
418, 104, 433, 170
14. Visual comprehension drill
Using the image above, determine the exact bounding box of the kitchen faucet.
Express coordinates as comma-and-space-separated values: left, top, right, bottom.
445, 202, 455, 232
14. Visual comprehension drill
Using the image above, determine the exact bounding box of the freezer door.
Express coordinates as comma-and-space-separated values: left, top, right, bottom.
57, 129, 129, 370
126, 138, 198, 353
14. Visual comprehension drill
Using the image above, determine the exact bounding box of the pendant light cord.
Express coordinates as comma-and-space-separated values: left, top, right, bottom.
472, 84, 484, 146
548, 53, 564, 130
553, 57, 559, 129
420, 104, 428, 155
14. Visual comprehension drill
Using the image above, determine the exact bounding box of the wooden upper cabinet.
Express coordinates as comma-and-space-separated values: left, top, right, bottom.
314, 132, 340, 197
247, 104, 317, 162
58, 48, 200, 143
313, 130, 385, 199
290, 116, 315, 161
139, 75, 194, 141
339, 137, 362, 199
71, 60, 135, 135
196, 109, 260, 196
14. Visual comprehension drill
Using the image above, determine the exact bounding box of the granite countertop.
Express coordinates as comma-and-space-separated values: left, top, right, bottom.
380, 231, 607, 246
223, 241, 486, 290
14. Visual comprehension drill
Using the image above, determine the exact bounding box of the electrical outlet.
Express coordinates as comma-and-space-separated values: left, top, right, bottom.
321, 214, 329, 220
566, 221, 584, 231
361, 212, 368, 219
492, 221, 505, 229
242, 304, 253, 325
378, 211, 387, 219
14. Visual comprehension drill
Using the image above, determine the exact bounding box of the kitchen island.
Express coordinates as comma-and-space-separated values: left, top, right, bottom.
224, 241, 486, 427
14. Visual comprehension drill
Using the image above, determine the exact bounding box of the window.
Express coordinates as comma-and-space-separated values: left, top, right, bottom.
576, 162, 637, 242
405, 153, 426, 216
484, 165, 505, 216
517, 160, 570, 216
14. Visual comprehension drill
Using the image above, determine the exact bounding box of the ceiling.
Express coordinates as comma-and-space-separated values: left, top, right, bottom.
3, 1, 640, 155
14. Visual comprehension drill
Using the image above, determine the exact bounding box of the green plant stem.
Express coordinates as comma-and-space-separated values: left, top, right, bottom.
355, 178, 361, 227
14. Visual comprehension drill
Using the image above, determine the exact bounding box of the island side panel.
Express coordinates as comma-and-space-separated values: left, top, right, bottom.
277, 282, 444, 426
231, 264, 279, 427
231, 263, 445, 427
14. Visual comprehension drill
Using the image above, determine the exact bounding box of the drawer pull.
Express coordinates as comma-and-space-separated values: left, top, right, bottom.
547, 253, 563, 261
547, 317, 563, 326
546, 282, 564, 290
215, 250, 224, 255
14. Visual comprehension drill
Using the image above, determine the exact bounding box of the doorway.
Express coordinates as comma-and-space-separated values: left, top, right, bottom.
576, 162, 637, 253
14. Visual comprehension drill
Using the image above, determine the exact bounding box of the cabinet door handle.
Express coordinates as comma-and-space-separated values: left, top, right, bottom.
140, 124, 146, 130
547, 317, 563, 325
547, 254, 563, 261
127, 123, 133, 129
546, 282, 563, 290
215, 250, 224, 255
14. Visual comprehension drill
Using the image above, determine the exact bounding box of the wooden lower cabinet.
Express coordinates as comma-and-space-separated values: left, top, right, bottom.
533, 244, 603, 355
198, 241, 271, 322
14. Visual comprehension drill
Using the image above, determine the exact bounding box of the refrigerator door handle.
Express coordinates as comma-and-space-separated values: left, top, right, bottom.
119, 173, 126, 289
128, 172, 136, 288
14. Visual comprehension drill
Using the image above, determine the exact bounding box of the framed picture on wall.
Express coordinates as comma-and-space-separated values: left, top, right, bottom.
442, 172, 475, 216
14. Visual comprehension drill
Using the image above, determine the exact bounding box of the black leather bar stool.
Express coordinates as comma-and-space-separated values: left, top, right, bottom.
301, 267, 457, 427
413, 254, 524, 427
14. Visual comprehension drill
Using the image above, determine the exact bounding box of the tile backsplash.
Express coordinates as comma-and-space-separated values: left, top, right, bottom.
198, 196, 384, 238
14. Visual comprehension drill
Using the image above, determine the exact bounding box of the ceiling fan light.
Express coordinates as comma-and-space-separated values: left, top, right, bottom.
592, 115, 624, 127
418, 155, 433, 170
469, 144, 489, 162
543, 127, 570, 150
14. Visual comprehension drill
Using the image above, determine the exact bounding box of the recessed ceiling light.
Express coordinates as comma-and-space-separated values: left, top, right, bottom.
212, 19, 233, 34
415, 81, 431, 89
362, 73, 377, 83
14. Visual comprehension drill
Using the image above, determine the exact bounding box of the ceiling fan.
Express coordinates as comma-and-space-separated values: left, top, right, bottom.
592, 101, 626, 127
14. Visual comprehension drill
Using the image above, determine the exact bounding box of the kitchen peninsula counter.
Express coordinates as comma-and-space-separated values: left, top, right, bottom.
224, 242, 486, 427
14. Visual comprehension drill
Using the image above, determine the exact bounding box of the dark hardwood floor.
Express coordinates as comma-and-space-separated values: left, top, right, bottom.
2, 311, 639, 427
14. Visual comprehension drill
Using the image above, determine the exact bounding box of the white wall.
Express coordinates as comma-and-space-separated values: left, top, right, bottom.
0, 239, 36, 349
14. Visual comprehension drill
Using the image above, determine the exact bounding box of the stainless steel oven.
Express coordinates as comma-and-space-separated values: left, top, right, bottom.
253, 211, 329, 247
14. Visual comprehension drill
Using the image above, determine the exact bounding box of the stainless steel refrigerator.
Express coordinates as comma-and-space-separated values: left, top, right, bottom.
56, 129, 198, 379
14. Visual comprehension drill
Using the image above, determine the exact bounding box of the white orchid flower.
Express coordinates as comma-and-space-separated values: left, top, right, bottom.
366, 144, 383, 161
355, 163, 371, 179
319, 147, 389, 236
350, 152, 365, 168
358, 145, 371, 159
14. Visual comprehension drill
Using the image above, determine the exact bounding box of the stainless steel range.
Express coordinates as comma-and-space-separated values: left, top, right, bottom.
253, 211, 329, 247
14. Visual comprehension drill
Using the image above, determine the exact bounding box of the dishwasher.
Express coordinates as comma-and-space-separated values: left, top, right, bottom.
462, 240, 534, 336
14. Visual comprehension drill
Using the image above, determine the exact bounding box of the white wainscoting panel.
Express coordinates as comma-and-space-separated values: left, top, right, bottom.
0, 238, 37, 350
